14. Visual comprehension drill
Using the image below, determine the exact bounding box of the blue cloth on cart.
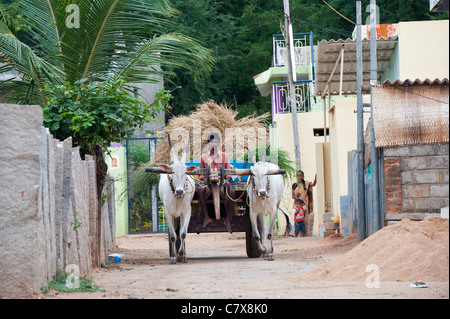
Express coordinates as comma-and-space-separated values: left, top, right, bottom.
185, 159, 253, 182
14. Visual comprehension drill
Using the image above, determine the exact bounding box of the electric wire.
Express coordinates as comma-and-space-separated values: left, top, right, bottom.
320, 0, 356, 25
389, 85, 449, 105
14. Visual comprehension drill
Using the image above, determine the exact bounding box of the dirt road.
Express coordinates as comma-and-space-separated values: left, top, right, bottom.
43, 232, 449, 299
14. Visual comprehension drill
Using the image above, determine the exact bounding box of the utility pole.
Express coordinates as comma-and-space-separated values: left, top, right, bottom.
283, 0, 301, 170
356, 1, 366, 241
370, 0, 381, 234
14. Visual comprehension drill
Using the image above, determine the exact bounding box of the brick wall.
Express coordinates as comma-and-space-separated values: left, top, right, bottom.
384, 144, 449, 224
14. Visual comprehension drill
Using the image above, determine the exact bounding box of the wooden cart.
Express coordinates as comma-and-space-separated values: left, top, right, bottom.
145, 163, 285, 258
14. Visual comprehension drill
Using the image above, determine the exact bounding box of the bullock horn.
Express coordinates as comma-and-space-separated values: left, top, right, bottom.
245, 146, 256, 163
261, 144, 270, 163
167, 134, 179, 163
180, 135, 190, 163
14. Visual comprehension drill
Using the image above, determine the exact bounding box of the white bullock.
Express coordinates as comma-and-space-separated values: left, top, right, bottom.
158, 135, 196, 264
246, 148, 284, 261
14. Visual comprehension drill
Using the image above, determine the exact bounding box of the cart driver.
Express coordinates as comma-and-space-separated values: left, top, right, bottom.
198, 133, 236, 233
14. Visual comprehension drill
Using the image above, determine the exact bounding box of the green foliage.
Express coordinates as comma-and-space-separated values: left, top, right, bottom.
126, 141, 162, 232
164, 0, 448, 120
0, 0, 214, 106
42, 78, 170, 157
127, 163, 161, 230
71, 211, 81, 231
0, 0, 30, 41
130, 163, 161, 191
165, 0, 275, 118
0, 6, 63, 105
239, 145, 297, 181
2, 0, 446, 110
102, 193, 108, 207
271, 148, 297, 182
41, 269, 104, 294
129, 142, 151, 168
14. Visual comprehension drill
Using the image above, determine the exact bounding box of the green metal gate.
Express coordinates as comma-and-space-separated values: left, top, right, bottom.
126, 137, 167, 233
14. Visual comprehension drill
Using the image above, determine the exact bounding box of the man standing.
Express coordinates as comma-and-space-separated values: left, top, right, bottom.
198, 133, 236, 233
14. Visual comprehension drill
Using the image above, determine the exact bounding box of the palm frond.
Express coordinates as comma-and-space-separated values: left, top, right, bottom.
71, 0, 179, 81
0, 18, 63, 104
19, 0, 65, 68
239, 145, 297, 181
111, 33, 215, 83
1, 0, 214, 104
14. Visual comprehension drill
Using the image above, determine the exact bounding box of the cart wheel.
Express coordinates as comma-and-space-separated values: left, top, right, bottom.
246, 216, 262, 258
246, 231, 261, 258
169, 217, 181, 256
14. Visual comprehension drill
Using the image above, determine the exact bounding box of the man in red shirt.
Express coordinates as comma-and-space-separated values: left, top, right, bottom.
198, 133, 236, 233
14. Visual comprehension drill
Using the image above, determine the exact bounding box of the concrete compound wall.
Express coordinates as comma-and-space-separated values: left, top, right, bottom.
0, 104, 116, 298
105, 146, 128, 237
384, 143, 449, 224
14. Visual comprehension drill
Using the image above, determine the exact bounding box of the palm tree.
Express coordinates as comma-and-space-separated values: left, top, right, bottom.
0, 0, 214, 105
0, 0, 214, 249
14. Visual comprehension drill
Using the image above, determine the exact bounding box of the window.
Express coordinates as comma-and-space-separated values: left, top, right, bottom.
313, 128, 329, 137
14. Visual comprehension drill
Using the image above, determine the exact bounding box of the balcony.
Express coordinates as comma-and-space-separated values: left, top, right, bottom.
272, 32, 314, 68
253, 32, 319, 114
272, 81, 323, 114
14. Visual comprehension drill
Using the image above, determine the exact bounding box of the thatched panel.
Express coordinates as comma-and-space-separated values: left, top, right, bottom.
373, 82, 449, 148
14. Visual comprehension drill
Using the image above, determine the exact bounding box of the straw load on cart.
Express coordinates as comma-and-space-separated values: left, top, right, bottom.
151, 101, 270, 165
141, 101, 293, 260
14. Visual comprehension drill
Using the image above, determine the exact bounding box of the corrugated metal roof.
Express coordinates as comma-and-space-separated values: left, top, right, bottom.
314, 36, 398, 96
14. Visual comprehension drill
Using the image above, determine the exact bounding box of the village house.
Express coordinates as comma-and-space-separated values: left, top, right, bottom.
253, 19, 449, 237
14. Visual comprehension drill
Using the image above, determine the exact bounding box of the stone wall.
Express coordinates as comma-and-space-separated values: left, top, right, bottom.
384, 143, 449, 224
0, 104, 116, 298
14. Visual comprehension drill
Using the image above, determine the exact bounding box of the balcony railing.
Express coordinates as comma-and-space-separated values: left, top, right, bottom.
272, 32, 315, 70
272, 81, 322, 114
270, 32, 319, 115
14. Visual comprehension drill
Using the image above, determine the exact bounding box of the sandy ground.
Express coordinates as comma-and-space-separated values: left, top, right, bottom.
42, 218, 449, 299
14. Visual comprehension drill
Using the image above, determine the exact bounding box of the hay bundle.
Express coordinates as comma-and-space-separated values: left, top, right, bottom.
151, 101, 270, 164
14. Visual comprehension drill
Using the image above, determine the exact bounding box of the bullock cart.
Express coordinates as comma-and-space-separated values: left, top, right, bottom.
145, 163, 285, 258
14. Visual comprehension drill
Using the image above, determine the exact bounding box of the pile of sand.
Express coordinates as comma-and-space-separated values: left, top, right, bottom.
298, 217, 449, 282
151, 101, 269, 164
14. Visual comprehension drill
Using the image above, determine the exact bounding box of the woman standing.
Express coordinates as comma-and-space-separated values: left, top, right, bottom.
292, 170, 317, 236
